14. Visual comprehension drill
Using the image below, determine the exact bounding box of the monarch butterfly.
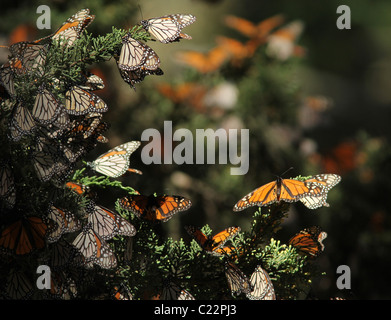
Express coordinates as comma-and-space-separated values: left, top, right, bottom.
65, 85, 108, 115
10, 101, 36, 139
8, 41, 47, 74
80, 72, 105, 91
51, 8, 95, 47
266, 20, 305, 61
233, 174, 325, 212
113, 283, 133, 300
6, 269, 34, 299
47, 205, 81, 243
119, 194, 192, 222
300, 174, 341, 209
224, 261, 251, 297
225, 14, 285, 40
0, 61, 15, 96
65, 181, 90, 196
72, 223, 117, 269
176, 46, 228, 74
0, 163, 16, 209
117, 35, 163, 89
86, 141, 141, 178
140, 14, 196, 43
87, 203, 136, 241
185, 225, 241, 256
288, 226, 327, 258
32, 136, 70, 182
246, 265, 276, 300
0, 216, 51, 255
161, 280, 195, 300
32, 85, 62, 125
47, 270, 78, 300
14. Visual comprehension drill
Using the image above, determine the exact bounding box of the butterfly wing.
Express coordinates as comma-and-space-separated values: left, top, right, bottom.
247, 265, 276, 300
141, 14, 196, 43
224, 261, 251, 297
289, 226, 327, 257
233, 180, 277, 211
300, 174, 341, 209
153, 195, 192, 222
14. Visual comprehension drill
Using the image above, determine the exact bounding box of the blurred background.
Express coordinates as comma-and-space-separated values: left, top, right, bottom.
1, 0, 391, 299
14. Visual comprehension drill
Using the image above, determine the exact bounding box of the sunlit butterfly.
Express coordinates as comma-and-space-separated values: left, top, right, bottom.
246, 265, 276, 300
140, 14, 196, 43
224, 261, 251, 297
51, 8, 95, 47
0, 216, 51, 255
72, 223, 117, 269
300, 174, 341, 209
47, 205, 81, 243
185, 225, 241, 256
86, 141, 141, 178
32, 85, 62, 125
87, 203, 136, 241
119, 194, 192, 222
65, 85, 108, 115
233, 172, 326, 212
289, 226, 327, 258
117, 35, 163, 89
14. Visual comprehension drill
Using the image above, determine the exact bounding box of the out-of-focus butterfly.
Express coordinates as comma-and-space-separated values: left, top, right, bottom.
0, 216, 51, 255
86, 141, 142, 178
246, 265, 276, 300
224, 261, 251, 297
185, 225, 241, 256
157, 82, 207, 106
176, 46, 228, 74
266, 20, 306, 61
72, 223, 117, 269
160, 280, 195, 300
87, 203, 136, 241
119, 194, 192, 222
300, 174, 341, 209
140, 14, 196, 43
47, 205, 81, 243
65, 85, 108, 115
117, 35, 163, 89
233, 174, 325, 212
51, 8, 95, 47
225, 14, 285, 40
288, 226, 327, 258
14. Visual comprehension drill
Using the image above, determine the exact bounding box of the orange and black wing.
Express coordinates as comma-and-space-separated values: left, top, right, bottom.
289, 226, 327, 257
120, 194, 191, 222
233, 180, 278, 211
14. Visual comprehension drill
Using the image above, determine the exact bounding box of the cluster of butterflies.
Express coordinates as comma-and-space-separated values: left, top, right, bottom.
175, 14, 303, 74
116, 13, 196, 89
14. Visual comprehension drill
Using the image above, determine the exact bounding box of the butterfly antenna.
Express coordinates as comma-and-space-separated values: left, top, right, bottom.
280, 167, 294, 177
138, 3, 144, 21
